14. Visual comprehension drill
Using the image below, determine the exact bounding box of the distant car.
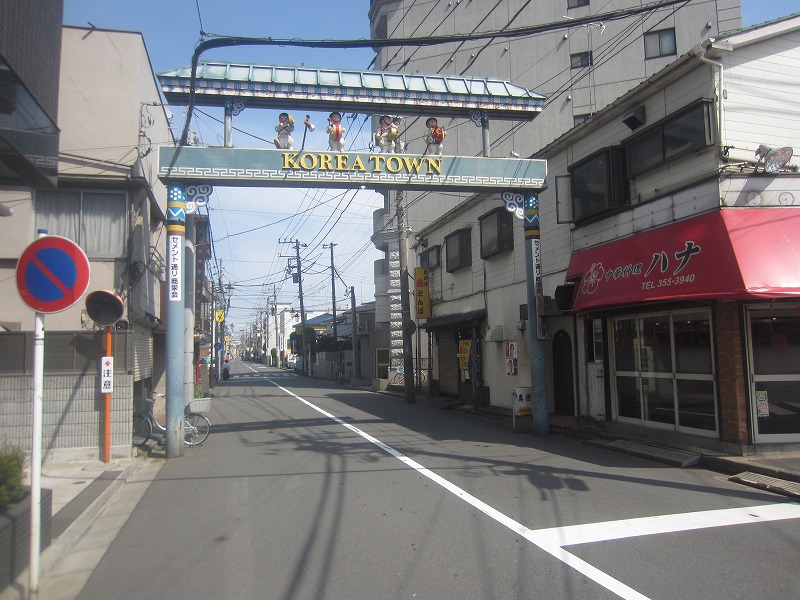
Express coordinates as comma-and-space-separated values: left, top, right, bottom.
286, 355, 297, 369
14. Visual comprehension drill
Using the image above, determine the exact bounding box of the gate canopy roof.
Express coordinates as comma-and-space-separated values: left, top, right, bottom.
158, 62, 545, 121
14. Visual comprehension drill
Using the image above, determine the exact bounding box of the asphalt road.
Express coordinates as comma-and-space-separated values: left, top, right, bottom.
77, 361, 800, 600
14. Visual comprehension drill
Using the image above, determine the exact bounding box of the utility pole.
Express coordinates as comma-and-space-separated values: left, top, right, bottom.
395, 191, 415, 403
273, 285, 279, 366
295, 241, 308, 375
281, 239, 308, 375
351, 286, 359, 381
263, 307, 268, 363
324, 243, 338, 343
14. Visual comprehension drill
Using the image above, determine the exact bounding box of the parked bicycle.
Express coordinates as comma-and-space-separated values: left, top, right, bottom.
133, 393, 210, 447
389, 367, 427, 387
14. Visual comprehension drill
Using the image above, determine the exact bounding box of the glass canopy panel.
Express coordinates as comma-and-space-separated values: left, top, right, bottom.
407, 76, 427, 91
383, 74, 406, 90
203, 64, 229, 79
426, 77, 448, 92
486, 81, 508, 96
228, 66, 251, 81
340, 72, 363, 87
250, 67, 274, 82
296, 69, 319, 85
447, 79, 469, 94
362, 73, 384, 88
468, 80, 489, 95
273, 68, 296, 84
318, 71, 341, 86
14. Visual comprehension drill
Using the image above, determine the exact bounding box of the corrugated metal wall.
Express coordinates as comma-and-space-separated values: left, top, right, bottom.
133, 327, 153, 380
437, 332, 459, 395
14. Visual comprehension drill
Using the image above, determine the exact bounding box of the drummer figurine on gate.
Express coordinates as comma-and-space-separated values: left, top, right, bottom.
424, 117, 446, 155
326, 111, 346, 151
374, 115, 402, 153
274, 112, 295, 150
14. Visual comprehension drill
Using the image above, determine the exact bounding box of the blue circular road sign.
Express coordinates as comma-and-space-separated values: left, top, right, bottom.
16, 236, 91, 313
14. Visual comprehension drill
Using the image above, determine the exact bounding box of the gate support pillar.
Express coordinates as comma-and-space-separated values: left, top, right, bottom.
166, 185, 186, 457
524, 191, 549, 435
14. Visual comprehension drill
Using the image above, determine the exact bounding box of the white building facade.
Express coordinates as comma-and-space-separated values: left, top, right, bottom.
0, 25, 173, 461
538, 15, 800, 448
368, 0, 744, 399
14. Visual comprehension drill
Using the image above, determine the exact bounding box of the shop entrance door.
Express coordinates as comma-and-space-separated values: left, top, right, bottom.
747, 308, 800, 442
552, 329, 574, 415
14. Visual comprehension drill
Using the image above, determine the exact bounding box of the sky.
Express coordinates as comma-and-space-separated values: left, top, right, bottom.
61, 0, 800, 334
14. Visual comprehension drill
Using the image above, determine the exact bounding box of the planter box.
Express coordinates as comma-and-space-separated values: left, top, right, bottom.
0, 487, 52, 592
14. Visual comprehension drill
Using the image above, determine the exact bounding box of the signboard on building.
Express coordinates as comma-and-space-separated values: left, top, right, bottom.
159, 147, 547, 193
414, 268, 430, 319
458, 340, 471, 371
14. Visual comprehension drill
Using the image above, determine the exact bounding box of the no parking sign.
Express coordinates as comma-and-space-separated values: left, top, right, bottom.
17, 235, 91, 589
16, 236, 90, 313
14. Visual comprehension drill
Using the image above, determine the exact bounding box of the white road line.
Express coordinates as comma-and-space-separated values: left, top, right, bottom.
531, 503, 800, 547
269, 380, 800, 600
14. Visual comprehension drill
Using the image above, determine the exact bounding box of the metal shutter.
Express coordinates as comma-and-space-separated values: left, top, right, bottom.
437, 331, 459, 395
133, 327, 153, 380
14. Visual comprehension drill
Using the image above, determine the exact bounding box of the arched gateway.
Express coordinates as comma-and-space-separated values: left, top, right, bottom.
156, 61, 549, 455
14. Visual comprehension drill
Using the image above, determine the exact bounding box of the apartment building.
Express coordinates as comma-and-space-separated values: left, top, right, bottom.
0, 24, 174, 461
368, 0, 743, 407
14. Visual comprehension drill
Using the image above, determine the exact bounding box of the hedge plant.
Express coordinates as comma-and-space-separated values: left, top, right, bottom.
0, 444, 25, 511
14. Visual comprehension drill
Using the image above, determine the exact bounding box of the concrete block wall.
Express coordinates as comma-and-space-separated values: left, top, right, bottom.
0, 374, 134, 463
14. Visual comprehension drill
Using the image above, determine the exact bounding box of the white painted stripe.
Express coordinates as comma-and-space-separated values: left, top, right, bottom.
269, 380, 800, 600
532, 503, 800, 547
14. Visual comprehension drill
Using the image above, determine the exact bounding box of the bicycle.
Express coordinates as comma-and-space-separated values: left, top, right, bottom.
389, 368, 427, 387
133, 393, 211, 447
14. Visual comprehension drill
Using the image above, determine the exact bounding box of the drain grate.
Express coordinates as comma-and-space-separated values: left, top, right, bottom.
729, 471, 800, 499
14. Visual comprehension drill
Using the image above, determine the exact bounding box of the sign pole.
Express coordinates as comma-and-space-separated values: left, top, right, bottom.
29, 309, 44, 599
103, 325, 112, 463
15, 230, 92, 599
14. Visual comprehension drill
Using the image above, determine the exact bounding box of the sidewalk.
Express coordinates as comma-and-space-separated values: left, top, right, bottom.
2, 453, 164, 600
382, 386, 800, 497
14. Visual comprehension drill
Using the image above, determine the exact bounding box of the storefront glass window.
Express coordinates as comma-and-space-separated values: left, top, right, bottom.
614, 319, 637, 371
611, 309, 716, 435
749, 312, 800, 440
640, 316, 672, 373
753, 381, 800, 435
616, 376, 640, 419
674, 313, 713, 374
643, 378, 675, 425
751, 315, 800, 375
677, 379, 716, 431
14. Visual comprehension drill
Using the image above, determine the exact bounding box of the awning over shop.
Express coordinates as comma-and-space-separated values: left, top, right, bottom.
419, 309, 486, 330
564, 208, 800, 312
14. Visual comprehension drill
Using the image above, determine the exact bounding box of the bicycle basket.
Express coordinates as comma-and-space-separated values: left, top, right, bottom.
187, 398, 211, 415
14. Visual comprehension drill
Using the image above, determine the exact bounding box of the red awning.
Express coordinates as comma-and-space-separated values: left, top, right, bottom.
565, 208, 800, 312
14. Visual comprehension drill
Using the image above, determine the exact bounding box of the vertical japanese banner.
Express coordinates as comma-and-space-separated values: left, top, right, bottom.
167, 186, 186, 302
100, 356, 113, 393
458, 339, 471, 371
414, 267, 430, 319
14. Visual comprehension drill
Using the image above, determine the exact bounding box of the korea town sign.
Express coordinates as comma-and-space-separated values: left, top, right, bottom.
159, 146, 547, 193
281, 151, 443, 175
